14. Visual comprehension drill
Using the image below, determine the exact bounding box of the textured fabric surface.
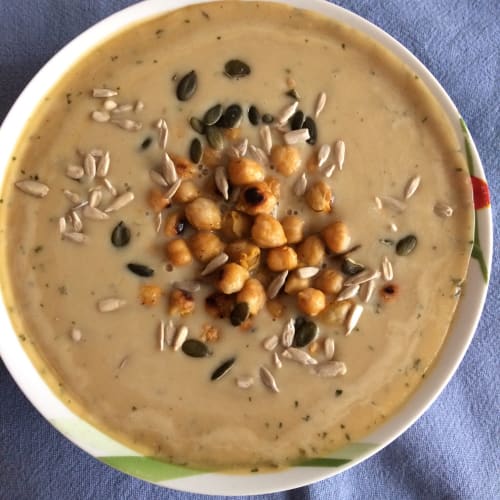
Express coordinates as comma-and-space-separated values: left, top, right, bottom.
0, 1, 498, 499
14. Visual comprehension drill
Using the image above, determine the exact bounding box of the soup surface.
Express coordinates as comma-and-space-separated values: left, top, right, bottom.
0, 1, 473, 469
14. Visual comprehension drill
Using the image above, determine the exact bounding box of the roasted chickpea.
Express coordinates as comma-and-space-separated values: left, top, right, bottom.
322, 300, 352, 324
205, 292, 235, 319
236, 278, 266, 315
265, 176, 281, 200
305, 180, 333, 213
221, 210, 252, 240
297, 235, 325, 266
165, 238, 192, 266
185, 197, 222, 230
297, 288, 327, 316
237, 182, 277, 216
173, 180, 200, 203
168, 288, 195, 316
225, 240, 261, 271
188, 231, 225, 262
270, 145, 301, 176
214, 263, 249, 294
251, 214, 287, 248
314, 269, 344, 295
306, 149, 319, 173
228, 157, 265, 185
148, 187, 170, 212
322, 221, 351, 254
284, 273, 311, 295
202, 147, 222, 168
164, 210, 187, 237
266, 245, 298, 272
281, 215, 305, 244
266, 298, 286, 318
139, 284, 162, 306
170, 153, 197, 179
224, 127, 241, 141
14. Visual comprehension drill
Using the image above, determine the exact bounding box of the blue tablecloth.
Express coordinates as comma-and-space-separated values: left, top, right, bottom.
0, 1, 498, 498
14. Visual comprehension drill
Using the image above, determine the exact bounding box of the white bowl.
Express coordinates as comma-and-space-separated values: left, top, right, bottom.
0, 0, 492, 495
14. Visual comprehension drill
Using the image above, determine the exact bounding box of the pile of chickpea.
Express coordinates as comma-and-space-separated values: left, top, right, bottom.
154, 144, 353, 324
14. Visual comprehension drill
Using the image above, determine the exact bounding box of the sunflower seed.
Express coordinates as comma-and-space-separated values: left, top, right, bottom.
84, 154, 96, 181
359, 279, 375, 303
89, 189, 102, 208
206, 126, 224, 150
324, 337, 335, 360
111, 119, 142, 131
374, 196, 383, 210
228, 186, 241, 203
267, 270, 288, 299
159, 321, 166, 351
182, 339, 210, 358
314, 92, 327, 119
318, 144, 331, 168
15, 180, 49, 198
92, 88, 117, 98
389, 223, 398, 232
111, 104, 134, 114
70, 211, 83, 232
150, 169, 168, 187
83, 205, 109, 220
103, 99, 118, 111
104, 191, 135, 212
103, 178, 117, 196
189, 137, 203, 164
215, 167, 229, 200
135, 100, 144, 112
284, 128, 310, 145
72, 201, 88, 211
345, 304, 363, 335
282, 347, 318, 365
273, 352, 282, 369
211, 358, 236, 381
248, 145, 269, 167
201, 252, 229, 276
164, 178, 182, 200
334, 140, 345, 170
176, 70, 197, 101
63, 232, 89, 244
165, 320, 176, 347
224, 59, 251, 78
296, 266, 320, 279
341, 258, 365, 276
260, 125, 272, 154
118, 356, 128, 369
404, 175, 421, 199
293, 172, 308, 197
336, 284, 360, 301
382, 256, 394, 281
281, 317, 295, 347
434, 202, 453, 217
344, 269, 380, 286
314, 361, 347, 377
396, 234, 417, 256
236, 375, 254, 389
96, 151, 110, 178
58, 217, 67, 234
203, 104, 223, 126
263, 335, 279, 351
235, 138, 248, 157
260, 366, 279, 393
91, 110, 110, 123
324, 164, 335, 178
278, 100, 299, 124
248, 105, 260, 125
157, 119, 168, 149
154, 212, 162, 233
380, 196, 407, 212
70, 327, 82, 342
97, 297, 126, 312
173, 325, 189, 351
162, 153, 178, 185
66, 165, 84, 180
174, 280, 201, 293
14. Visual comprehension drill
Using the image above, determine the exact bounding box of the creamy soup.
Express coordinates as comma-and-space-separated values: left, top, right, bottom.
0, 1, 473, 470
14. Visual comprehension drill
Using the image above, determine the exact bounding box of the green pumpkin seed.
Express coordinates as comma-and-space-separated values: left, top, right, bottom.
223, 104, 243, 128
189, 116, 205, 134
189, 137, 203, 164
290, 110, 305, 130
293, 318, 319, 348
248, 105, 260, 125
127, 263, 154, 277
181, 339, 210, 358
176, 70, 197, 101
304, 116, 317, 145
262, 113, 274, 124
396, 235, 417, 256
206, 126, 224, 150
230, 302, 250, 326
341, 258, 365, 276
111, 221, 131, 248
224, 59, 251, 78
203, 104, 223, 126
211, 357, 236, 381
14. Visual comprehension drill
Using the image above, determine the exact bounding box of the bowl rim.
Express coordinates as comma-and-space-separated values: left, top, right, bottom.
0, 0, 492, 495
